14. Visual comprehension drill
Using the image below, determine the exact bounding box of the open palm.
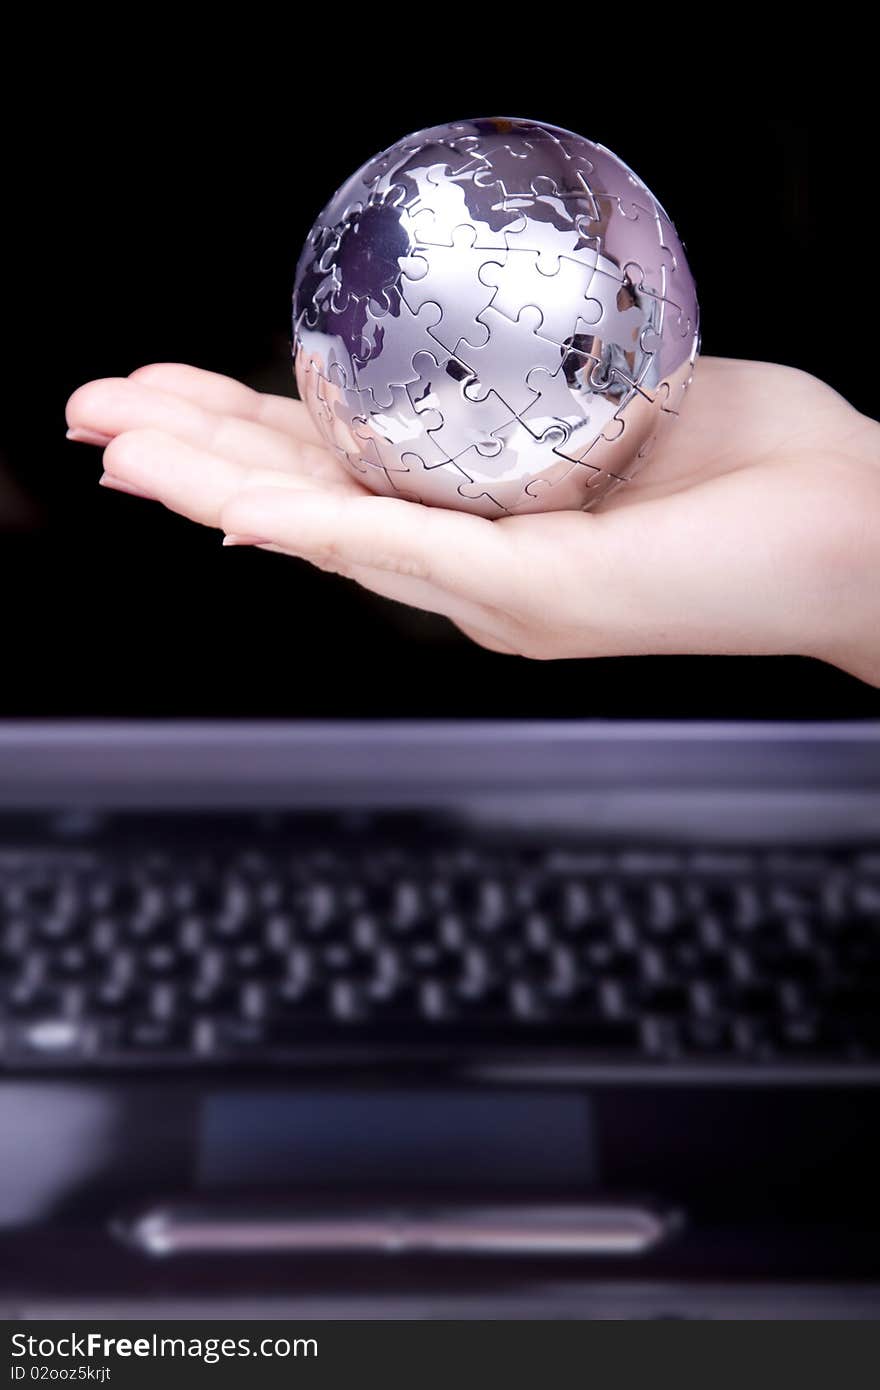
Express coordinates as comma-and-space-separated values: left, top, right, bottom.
66, 357, 880, 684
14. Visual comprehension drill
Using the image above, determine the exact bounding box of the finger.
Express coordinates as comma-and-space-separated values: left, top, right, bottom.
330, 562, 516, 641
67, 377, 349, 487
452, 621, 520, 654
219, 485, 514, 606
127, 363, 325, 446
102, 429, 342, 527
229, 526, 521, 646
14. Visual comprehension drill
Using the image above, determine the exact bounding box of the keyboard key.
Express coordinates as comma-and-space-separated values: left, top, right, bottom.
640, 1016, 679, 1059
12, 1019, 92, 1054
0, 834, 878, 1070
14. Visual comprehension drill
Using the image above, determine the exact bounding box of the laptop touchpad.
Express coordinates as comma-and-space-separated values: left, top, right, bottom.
198, 1091, 598, 1191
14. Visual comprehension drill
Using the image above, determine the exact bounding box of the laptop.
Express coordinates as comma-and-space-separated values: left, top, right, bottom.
2, 109, 879, 1318
0, 716, 879, 1318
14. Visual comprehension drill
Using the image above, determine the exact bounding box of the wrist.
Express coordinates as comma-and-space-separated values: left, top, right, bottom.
798, 448, 880, 686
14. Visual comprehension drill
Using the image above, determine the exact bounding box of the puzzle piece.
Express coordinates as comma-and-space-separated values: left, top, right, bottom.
456, 414, 601, 515
454, 473, 517, 516
603, 272, 692, 391
469, 121, 598, 202
406, 348, 455, 409
544, 269, 668, 395
352, 296, 445, 410
400, 224, 500, 357
395, 154, 525, 250
293, 346, 320, 399
308, 203, 402, 320
454, 439, 557, 515
407, 352, 516, 460
385, 451, 480, 510
654, 292, 697, 342
433, 389, 515, 460
470, 416, 571, 501
486, 191, 606, 269
477, 250, 555, 321
492, 366, 627, 477
522, 363, 595, 440
455, 304, 561, 416
350, 421, 418, 484
321, 382, 375, 470
403, 184, 479, 247
297, 356, 367, 460
529, 173, 591, 207
424, 154, 488, 187
359, 132, 477, 204
522, 456, 601, 506
625, 204, 679, 275
330, 442, 370, 476
590, 202, 681, 305
553, 377, 661, 481
478, 251, 607, 347
352, 385, 444, 463
655, 351, 698, 416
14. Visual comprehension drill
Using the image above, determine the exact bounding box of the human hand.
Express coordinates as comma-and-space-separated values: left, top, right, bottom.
65, 357, 880, 685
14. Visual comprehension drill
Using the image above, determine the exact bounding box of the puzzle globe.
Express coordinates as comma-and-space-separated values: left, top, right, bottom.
293, 118, 699, 516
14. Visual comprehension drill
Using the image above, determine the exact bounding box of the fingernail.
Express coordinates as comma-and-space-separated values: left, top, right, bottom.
67, 427, 113, 446
222, 534, 271, 547
99, 472, 156, 501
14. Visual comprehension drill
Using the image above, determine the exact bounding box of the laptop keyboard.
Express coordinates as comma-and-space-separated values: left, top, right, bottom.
2, 827, 880, 1069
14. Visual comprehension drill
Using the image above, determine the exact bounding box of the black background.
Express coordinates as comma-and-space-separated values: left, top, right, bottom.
2, 79, 875, 719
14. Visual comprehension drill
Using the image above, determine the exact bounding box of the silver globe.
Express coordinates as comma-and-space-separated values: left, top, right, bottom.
293, 118, 699, 517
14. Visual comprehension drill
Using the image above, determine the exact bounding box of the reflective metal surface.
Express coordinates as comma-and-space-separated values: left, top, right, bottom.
293, 117, 699, 516
117, 1201, 675, 1257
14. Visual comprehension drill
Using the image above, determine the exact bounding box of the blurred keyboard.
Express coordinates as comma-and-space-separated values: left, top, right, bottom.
2, 820, 880, 1070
